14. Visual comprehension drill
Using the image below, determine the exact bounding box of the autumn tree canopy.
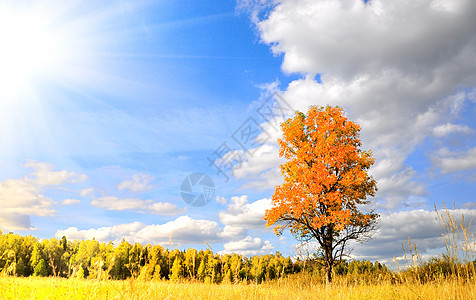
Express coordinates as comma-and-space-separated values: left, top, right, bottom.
264, 105, 379, 282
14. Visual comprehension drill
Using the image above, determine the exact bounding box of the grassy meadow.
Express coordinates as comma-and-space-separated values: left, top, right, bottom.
1, 274, 475, 300
1, 205, 475, 299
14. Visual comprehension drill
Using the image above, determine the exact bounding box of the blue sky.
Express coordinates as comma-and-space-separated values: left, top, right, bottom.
1, 0, 476, 266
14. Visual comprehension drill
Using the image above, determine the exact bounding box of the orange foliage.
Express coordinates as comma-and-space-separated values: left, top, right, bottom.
264, 106, 378, 274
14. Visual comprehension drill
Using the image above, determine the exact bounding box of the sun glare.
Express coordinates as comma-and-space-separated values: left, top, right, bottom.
0, 7, 65, 99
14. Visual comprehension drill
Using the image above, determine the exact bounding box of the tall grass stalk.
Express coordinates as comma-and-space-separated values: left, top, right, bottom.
435, 202, 475, 281
396, 203, 475, 284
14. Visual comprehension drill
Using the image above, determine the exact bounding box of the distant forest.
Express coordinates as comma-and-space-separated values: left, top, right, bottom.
0, 230, 388, 282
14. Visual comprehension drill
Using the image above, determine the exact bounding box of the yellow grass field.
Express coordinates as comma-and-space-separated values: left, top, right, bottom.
1, 276, 475, 300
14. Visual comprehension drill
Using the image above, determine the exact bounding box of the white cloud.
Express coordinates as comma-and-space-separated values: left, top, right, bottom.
216, 195, 272, 241
373, 168, 427, 209
432, 147, 476, 174
219, 224, 247, 241
257, 0, 476, 80
56, 216, 225, 247
226, 89, 290, 191
0, 179, 55, 218
61, 199, 81, 205
235, 0, 476, 209
0, 213, 34, 232
236, 0, 275, 23
287, 208, 476, 267
351, 208, 476, 267
215, 196, 227, 205
57, 196, 275, 248
148, 202, 185, 215
90, 196, 185, 216
219, 196, 271, 235
276, 77, 466, 208
25, 161, 87, 186
462, 202, 476, 209
238, 166, 281, 191
118, 173, 154, 193
433, 123, 474, 137
233, 144, 284, 191
0, 162, 87, 231
80, 187, 95, 197
135, 216, 222, 246
91, 196, 145, 211
219, 236, 274, 256
56, 222, 145, 243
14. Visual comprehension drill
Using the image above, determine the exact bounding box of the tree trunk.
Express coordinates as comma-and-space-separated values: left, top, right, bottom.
324, 228, 334, 284
48, 253, 57, 277
326, 264, 332, 283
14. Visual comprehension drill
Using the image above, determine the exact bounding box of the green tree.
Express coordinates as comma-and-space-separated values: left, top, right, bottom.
170, 257, 183, 281
184, 248, 197, 278
43, 238, 67, 277
128, 243, 144, 278
72, 239, 100, 277
61, 236, 68, 252
153, 264, 162, 280
15, 258, 26, 277
197, 259, 206, 281
34, 259, 48, 277
76, 265, 85, 279
30, 243, 43, 273
109, 240, 132, 280
206, 256, 219, 283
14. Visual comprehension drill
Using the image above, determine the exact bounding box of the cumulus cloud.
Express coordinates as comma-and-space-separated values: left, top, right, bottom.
432, 147, 476, 174
26, 161, 87, 186
0, 178, 55, 219
233, 144, 284, 190
219, 236, 274, 256
228, 90, 293, 190
433, 123, 474, 138
61, 199, 81, 205
90, 196, 185, 216
257, 0, 476, 79
0, 213, 34, 232
373, 168, 427, 209
235, 0, 476, 208
118, 173, 154, 193
218, 195, 272, 239
287, 208, 476, 267
58, 196, 275, 249
233, 145, 279, 178
56, 216, 225, 247
135, 216, 223, 246
215, 196, 227, 205
0, 162, 87, 231
351, 208, 476, 266
80, 188, 95, 197
462, 202, 476, 209
56, 222, 145, 244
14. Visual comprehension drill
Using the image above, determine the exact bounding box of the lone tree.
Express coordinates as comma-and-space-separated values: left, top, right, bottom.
264, 105, 379, 283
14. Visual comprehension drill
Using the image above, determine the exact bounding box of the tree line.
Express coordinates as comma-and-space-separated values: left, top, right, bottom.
0, 230, 388, 282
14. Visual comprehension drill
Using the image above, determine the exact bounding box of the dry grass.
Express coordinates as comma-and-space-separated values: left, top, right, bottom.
2, 204, 474, 299
0, 275, 475, 300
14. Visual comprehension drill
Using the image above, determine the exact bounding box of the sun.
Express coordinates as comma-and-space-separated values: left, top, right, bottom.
0, 5, 66, 99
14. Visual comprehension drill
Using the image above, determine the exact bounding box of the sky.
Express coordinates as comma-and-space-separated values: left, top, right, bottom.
1, 0, 476, 267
